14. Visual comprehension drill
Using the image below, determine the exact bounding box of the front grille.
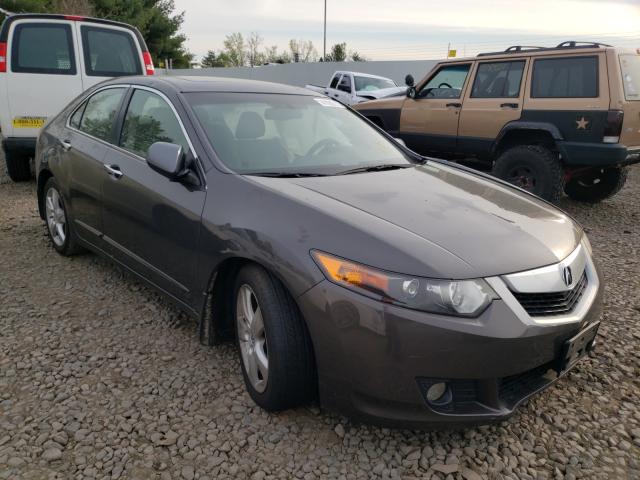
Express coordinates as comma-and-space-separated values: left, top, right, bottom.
511, 272, 588, 317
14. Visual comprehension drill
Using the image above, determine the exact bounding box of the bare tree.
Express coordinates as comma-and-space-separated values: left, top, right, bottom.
246, 32, 264, 67
289, 39, 317, 63
223, 32, 246, 67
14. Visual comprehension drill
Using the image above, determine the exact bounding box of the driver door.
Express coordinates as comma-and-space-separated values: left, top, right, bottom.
399, 63, 472, 155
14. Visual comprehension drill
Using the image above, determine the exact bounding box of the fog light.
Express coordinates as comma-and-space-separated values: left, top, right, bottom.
426, 382, 448, 403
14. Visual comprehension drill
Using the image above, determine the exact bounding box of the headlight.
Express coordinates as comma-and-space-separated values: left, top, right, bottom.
581, 233, 593, 256
311, 251, 498, 317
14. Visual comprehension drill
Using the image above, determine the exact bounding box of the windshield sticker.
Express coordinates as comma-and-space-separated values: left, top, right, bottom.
314, 97, 345, 108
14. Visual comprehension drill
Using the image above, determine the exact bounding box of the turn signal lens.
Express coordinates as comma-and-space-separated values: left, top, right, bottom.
0, 42, 7, 73
142, 51, 155, 75
603, 110, 624, 144
311, 250, 498, 317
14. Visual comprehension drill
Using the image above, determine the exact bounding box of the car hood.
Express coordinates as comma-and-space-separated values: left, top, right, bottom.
356, 86, 407, 99
252, 163, 582, 278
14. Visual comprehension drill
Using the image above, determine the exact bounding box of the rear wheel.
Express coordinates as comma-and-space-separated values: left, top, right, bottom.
44, 177, 83, 256
234, 265, 316, 411
4, 148, 32, 182
493, 145, 564, 202
564, 167, 628, 203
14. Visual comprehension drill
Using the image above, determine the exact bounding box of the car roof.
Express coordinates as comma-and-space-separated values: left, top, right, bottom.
440, 43, 618, 64
336, 71, 392, 80
106, 75, 320, 96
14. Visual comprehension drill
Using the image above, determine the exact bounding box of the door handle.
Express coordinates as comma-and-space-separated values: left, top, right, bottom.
500, 103, 519, 109
60, 140, 72, 151
446, 102, 462, 108
104, 164, 123, 179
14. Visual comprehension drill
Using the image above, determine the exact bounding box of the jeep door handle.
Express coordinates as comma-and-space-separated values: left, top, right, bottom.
500, 103, 519, 109
60, 140, 72, 151
104, 164, 123, 179
446, 102, 462, 108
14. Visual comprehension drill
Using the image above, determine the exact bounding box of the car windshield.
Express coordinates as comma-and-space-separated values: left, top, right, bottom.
619, 54, 640, 101
354, 76, 397, 91
186, 93, 414, 175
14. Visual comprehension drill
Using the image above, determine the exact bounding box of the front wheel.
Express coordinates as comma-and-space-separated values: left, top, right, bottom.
234, 265, 316, 411
492, 145, 564, 202
564, 167, 628, 203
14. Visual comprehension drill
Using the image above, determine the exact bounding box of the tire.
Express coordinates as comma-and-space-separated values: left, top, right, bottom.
4, 148, 32, 182
233, 264, 316, 411
564, 167, 628, 203
492, 145, 564, 202
43, 177, 83, 256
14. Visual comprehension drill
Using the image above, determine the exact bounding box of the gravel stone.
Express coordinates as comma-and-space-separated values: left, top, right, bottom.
0, 154, 639, 478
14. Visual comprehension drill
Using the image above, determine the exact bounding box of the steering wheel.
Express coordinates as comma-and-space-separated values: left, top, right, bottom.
305, 138, 341, 158
438, 82, 452, 89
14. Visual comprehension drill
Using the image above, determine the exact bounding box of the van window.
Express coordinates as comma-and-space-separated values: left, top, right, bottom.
619, 54, 640, 101
81, 26, 142, 77
11, 23, 76, 75
531, 56, 598, 98
471, 61, 525, 98
77, 88, 126, 142
120, 90, 189, 158
418, 64, 471, 99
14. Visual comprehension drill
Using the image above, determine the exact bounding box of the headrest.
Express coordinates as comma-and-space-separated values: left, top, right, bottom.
235, 111, 265, 139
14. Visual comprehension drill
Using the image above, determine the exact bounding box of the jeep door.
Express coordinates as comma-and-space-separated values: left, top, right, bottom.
399, 63, 472, 155
458, 59, 528, 157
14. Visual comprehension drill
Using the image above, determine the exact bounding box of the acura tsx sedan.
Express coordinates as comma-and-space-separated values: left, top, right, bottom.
35, 76, 603, 427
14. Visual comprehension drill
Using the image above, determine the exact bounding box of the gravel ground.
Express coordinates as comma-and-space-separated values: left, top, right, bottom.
1, 153, 639, 480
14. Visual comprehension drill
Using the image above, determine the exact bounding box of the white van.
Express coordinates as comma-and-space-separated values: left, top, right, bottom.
0, 14, 155, 181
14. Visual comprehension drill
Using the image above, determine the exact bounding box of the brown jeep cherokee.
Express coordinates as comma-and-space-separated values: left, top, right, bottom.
353, 41, 640, 203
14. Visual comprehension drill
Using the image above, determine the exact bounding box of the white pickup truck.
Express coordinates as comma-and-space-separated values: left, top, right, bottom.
306, 71, 407, 105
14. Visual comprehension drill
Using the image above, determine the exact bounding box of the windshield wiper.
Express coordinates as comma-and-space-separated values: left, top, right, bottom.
336, 164, 413, 176
247, 172, 330, 178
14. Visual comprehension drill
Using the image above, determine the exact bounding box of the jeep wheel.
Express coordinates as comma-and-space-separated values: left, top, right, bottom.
493, 145, 563, 202
4, 148, 32, 182
564, 167, 628, 203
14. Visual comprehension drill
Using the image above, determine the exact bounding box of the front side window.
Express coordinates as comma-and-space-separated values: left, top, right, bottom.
11, 23, 76, 75
532, 56, 598, 98
187, 93, 413, 175
120, 90, 189, 158
81, 26, 142, 77
338, 75, 352, 93
77, 88, 126, 142
354, 76, 396, 91
471, 61, 525, 98
418, 64, 471, 99
619, 54, 640, 101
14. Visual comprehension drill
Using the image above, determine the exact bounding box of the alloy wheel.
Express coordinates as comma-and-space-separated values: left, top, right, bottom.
45, 187, 67, 247
236, 284, 269, 393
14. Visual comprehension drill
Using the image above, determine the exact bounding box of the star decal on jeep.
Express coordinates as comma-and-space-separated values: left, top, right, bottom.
576, 116, 590, 130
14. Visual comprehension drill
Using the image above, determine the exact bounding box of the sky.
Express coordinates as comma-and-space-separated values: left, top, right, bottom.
174, 0, 640, 61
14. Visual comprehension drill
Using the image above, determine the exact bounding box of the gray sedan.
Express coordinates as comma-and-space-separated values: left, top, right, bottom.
35, 76, 603, 428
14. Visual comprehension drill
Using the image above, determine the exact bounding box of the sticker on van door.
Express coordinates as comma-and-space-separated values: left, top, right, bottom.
13, 117, 47, 128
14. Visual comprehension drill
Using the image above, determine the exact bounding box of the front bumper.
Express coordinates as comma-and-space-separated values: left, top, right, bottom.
297, 266, 603, 428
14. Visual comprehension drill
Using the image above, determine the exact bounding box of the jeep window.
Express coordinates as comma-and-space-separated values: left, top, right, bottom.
77, 88, 126, 142
619, 54, 640, 101
418, 64, 471, 99
329, 74, 341, 89
11, 23, 76, 75
471, 61, 525, 98
531, 56, 598, 98
354, 76, 396, 91
81, 26, 142, 77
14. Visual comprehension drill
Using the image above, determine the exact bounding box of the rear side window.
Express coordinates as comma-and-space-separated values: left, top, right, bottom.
531, 56, 598, 98
619, 54, 640, 101
11, 23, 76, 75
76, 88, 126, 142
329, 74, 341, 89
120, 89, 189, 158
471, 61, 525, 98
81, 26, 142, 77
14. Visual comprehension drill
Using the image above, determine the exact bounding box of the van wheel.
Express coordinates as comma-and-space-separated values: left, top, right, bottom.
44, 177, 83, 256
233, 265, 316, 411
4, 148, 32, 182
493, 145, 563, 202
564, 167, 628, 203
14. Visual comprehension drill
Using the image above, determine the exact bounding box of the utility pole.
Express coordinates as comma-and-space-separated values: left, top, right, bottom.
323, 0, 327, 61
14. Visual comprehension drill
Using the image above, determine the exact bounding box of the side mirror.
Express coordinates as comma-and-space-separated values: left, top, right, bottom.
147, 142, 185, 179
407, 86, 417, 99
405, 74, 415, 87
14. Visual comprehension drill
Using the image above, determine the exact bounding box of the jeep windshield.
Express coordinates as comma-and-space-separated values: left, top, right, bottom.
620, 54, 640, 101
186, 93, 415, 176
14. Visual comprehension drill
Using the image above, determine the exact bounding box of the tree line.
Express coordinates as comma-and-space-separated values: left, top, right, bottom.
201, 33, 366, 68
0, 0, 193, 68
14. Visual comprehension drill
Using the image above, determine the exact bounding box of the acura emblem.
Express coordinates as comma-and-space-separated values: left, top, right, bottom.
562, 266, 573, 287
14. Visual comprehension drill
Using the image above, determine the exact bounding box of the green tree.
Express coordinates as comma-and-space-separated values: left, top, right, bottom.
1, 0, 92, 21
325, 42, 347, 62
350, 51, 366, 62
222, 32, 245, 67
200, 50, 229, 68
264, 45, 290, 64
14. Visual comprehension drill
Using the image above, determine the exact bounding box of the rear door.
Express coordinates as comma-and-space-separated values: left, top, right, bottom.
6, 19, 83, 138
325, 73, 345, 102
75, 22, 143, 90
458, 58, 528, 157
